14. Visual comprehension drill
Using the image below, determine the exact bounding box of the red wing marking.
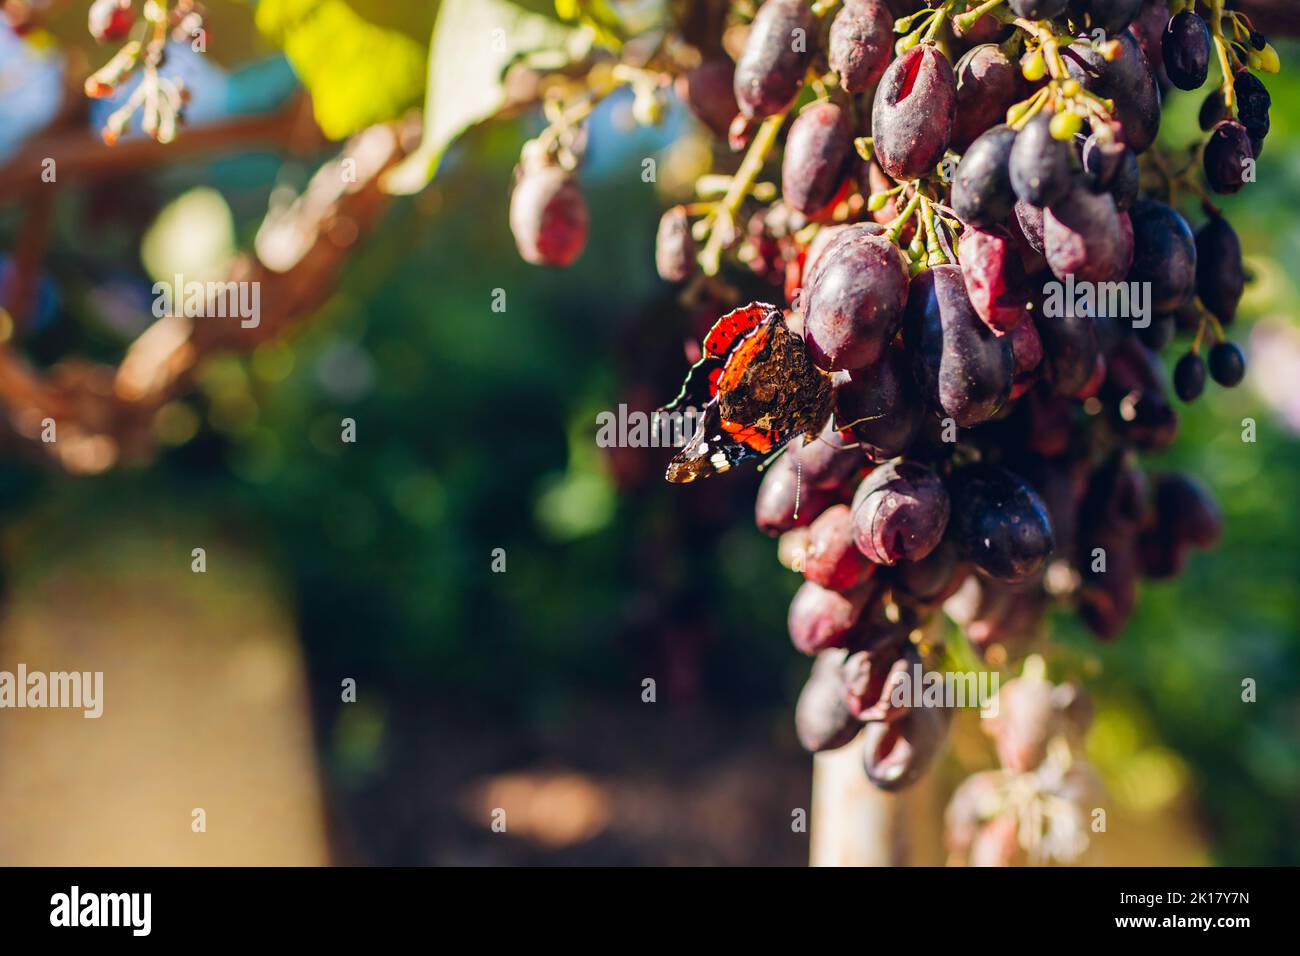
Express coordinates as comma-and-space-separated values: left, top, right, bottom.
702, 302, 778, 358
721, 418, 777, 453
717, 322, 772, 393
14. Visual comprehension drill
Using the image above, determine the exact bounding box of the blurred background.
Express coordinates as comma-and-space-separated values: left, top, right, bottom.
0, 1, 1297, 866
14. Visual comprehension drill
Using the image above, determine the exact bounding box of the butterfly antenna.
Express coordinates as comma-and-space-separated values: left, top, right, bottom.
755, 446, 787, 473
834, 412, 887, 431
793, 454, 802, 521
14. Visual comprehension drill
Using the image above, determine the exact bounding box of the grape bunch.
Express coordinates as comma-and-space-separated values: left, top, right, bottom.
507, 0, 1277, 827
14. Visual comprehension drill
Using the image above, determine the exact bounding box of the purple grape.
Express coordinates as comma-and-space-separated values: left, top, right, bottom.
1234, 70, 1271, 142
804, 226, 910, 371
795, 650, 860, 752
952, 46, 1024, 154
1069, 0, 1143, 34
1043, 187, 1128, 283
1034, 284, 1100, 395
1077, 456, 1147, 640
952, 124, 1018, 227
1014, 199, 1045, 255
1010, 114, 1075, 209
834, 344, 925, 462
959, 224, 1031, 335
871, 44, 956, 181
782, 101, 852, 217
655, 205, 695, 282
1126, 200, 1197, 313
845, 641, 918, 721
1199, 87, 1227, 131
1173, 351, 1205, 401
509, 165, 589, 267
1010, 0, 1067, 16
1152, 471, 1222, 548
1064, 34, 1161, 153
787, 419, 866, 491
733, 0, 817, 120
905, 264, 1014, 426
1195, 215, 1245, 324
1102, 337, 1178, 450
788, 579, 877, 655
828, 0, 893, 94
675, 60, 740, 140
1162, 11, 1210, 91
850, 460, 951, 566
1208, 341, 1246, 387
1009, 314, 1044, 396
1204, 120, 1253, 194
805, 503, 876, 591
949, 464, 1056, 582
861, 702, 952, 791
755, 452, 836, 536
894, 535, 970, 606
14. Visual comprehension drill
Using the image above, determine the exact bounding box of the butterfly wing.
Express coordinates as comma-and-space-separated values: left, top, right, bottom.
659, 302, 779, 415
665, 402, 773, 484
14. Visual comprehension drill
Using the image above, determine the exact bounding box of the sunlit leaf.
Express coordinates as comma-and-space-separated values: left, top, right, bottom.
382, 0, 585, 195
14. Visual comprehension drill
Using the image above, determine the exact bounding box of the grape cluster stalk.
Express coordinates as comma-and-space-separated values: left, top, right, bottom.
508, 0, 1279, 863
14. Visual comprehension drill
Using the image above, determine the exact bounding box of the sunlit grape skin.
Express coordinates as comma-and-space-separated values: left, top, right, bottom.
804, 226, 910, 372
782, 101, 852, 218
850, 460, 950, 566
733, 0, 817, 120
828, 0, 893, 94
959, 225, 1030, 335
952, 46, 1024, 154
788, 579, 877, 655
871, 44, 956, 181
509, 166, 589, 268
806, 504, 876, 592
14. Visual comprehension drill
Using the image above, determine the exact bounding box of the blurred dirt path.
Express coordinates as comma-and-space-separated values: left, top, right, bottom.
0, 517, 329, 865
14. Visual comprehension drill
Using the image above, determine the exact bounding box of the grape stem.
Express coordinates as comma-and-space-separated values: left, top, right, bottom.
954, 0, 1005, 35
920, 197, 950, 266
885, 193, 922, 244
1207, 0, 1240, 109
699, 110, 788, 275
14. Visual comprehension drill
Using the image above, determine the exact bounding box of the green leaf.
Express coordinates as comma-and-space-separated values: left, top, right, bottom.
381, 0, 585, 196
255, 0, 436, 140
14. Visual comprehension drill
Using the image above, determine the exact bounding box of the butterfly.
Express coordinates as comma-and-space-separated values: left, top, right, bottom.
659, 302, 835, 483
